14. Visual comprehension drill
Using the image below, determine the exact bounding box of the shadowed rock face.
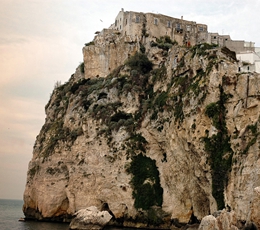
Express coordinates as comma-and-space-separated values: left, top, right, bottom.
23, 32, 260, 229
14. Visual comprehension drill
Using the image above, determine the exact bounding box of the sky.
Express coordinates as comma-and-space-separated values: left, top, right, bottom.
0, 0, 259, 200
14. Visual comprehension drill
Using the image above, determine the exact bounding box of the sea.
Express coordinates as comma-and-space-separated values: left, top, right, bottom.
0, 199, 129, 230
0, 199, 69, 230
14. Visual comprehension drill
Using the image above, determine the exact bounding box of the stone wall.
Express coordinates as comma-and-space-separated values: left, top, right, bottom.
112, 9, 208, 46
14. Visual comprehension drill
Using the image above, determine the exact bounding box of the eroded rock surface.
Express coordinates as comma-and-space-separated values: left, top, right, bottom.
23, 29, 260, 229
69, 206, 112, 230
198, 210, 238, 230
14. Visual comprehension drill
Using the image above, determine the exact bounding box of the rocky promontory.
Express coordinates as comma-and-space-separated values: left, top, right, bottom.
23, 14, 260, 229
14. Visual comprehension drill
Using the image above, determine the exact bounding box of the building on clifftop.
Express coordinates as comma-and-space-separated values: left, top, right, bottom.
110, 8, 208, 47
84, 9, 260, 76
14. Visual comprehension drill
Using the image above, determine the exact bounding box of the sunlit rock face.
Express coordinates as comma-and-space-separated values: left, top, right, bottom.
23, 31, 260, 229
69, 206, 112, 230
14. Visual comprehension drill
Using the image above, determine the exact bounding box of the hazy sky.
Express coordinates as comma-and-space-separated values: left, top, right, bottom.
0, 0, 259, 200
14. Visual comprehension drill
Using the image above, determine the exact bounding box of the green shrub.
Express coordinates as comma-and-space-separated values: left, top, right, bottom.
247, 124, 258, 135
107, 65, 123, 79
81, 100, 92, 111
151, 36, 177, 51
242, 137, 257, 155
28, 165, 39, 178
191, 43, 218, 57
85, 41, 94, 46
141, 22, 148, 37
242, 123, 259, 154
126, 154, 163, 210
105, 112, 135, 133
221, 47, 237, 61
79, 62, 84, 73
151, 65, 167, 83
46, 165, 69, 177
122, 83, 132, 92
140, 43, 146, 53
203, 86, 233, 210
70, 128, 83, 142
127, 133, 148, 153
205, 102, 219, 127
154, 91, 168, 111
125, 52, 153, 74
146, 208, 164, 226
70, 79, 90, 94
42, 120, 82, 159
173, 96, 184, 122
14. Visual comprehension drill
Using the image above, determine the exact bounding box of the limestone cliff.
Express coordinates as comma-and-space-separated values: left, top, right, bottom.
23, 31, 260, 229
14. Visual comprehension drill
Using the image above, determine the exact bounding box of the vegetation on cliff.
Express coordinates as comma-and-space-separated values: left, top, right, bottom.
203, 86, 233, 209
127, 153, 163, 210
25, 35, 260, 228
40, 43, 229, 207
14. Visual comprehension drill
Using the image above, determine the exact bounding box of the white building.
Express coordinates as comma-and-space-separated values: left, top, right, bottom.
237, 50, 260, 73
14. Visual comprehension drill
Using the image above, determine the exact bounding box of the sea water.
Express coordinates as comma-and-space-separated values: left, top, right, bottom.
0, 199, 137, 230
0, 199, 69, 230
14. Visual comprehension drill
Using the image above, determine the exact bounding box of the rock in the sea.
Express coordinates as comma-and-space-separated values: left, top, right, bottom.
69, 206, 112, 230
198, 210, 239, 230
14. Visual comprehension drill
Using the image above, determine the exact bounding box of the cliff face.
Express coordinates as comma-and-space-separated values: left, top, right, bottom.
23, 32, 260, 228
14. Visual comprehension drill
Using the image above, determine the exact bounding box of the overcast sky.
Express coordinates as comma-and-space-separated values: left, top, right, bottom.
0, 0, 259, 200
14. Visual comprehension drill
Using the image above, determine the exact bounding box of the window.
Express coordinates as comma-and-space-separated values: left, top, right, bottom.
115, 20, 117, 26
125, 19, 127, 25
186, 25, 191, 31
176, 23, 183, 33
154, 18, 158, 25
167, 21, 171, 28
213, 36, 216, 39
199, 26, 203, 31
136, 16, 140, 23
